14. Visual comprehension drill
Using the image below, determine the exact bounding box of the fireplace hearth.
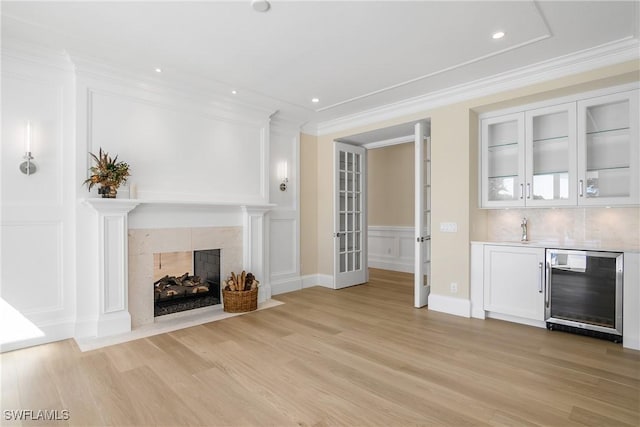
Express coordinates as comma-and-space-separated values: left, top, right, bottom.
153, 249, 221, 317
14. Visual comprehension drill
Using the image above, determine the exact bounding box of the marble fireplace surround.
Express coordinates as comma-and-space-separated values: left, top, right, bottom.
82, 199, 273, 342
129, 226, 242, 328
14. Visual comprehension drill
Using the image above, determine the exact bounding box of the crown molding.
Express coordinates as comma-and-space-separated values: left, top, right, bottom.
1, 37, 75, 72
306, 37, 640, 137
360, 135, 414, 150
69, 52, 278, 122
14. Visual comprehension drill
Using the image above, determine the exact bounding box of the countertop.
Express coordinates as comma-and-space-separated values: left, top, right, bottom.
471, 240, 640, 254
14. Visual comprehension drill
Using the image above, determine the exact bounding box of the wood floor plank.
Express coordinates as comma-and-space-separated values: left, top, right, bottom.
1, 268, 638, 426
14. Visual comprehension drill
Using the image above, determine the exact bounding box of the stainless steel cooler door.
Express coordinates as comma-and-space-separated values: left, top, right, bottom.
545, 249, 623, 336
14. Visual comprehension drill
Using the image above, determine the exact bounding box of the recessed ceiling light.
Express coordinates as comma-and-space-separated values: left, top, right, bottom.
492, 31, 505, 40
252, 0, 270, 12
231, 90, 237, 95
155, 68, 162, 73
311, 98, 320, 103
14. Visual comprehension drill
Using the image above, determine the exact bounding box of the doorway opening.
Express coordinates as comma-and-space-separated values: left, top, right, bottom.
336, 119, 431, 306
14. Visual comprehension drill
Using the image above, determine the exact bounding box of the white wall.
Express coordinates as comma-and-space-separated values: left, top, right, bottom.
268, 119, 301, 294
1, 44, 303, 349
1, 47, 77, 352
76, 70, 271, 204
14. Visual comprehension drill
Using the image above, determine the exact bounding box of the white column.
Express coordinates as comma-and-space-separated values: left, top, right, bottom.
242, 206, 271, 303
84, 199, 139, 337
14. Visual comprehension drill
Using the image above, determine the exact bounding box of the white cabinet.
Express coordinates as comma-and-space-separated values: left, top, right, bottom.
525, 103, 577, 206
481, 113, 525, 207
577, 91, 640, 206
480, 87, 639, 208
483, 245, 545, 322
481, 103, 576, 208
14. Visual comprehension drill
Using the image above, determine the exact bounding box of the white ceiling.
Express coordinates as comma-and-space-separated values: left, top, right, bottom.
2, 1, 639, 131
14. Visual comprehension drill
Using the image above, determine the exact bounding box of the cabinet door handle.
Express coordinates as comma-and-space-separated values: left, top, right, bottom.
519, 184, 524, 199
545, 262, 551, 308
579, 180, 584, 197
526, 183, 531, 199
538, 262, 543, 293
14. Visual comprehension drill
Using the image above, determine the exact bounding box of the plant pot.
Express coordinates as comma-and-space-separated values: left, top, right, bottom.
99, 185, 118, 198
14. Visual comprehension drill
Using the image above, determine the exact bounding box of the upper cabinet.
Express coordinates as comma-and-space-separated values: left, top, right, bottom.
481, 113, 525, 207
480, 87, 639, 208
525, 103, 577, 207
577, 91, 639, 206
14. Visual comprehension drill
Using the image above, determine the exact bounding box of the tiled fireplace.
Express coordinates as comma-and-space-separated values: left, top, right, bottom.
78, 200, 272, 339
129, 226, 243, 328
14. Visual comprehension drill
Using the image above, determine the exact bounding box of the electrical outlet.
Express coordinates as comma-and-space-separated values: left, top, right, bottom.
450, 282, 458, 293
440, 222, 458, 233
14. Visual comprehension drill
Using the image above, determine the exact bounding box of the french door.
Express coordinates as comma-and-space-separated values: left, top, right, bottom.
414, 123, 430, 307
334, 142, 367, 289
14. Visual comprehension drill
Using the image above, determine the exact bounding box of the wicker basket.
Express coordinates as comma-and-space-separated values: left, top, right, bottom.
222, 287, 258, 313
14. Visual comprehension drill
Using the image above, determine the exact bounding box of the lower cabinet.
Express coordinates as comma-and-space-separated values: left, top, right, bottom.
483, 245, 545, 322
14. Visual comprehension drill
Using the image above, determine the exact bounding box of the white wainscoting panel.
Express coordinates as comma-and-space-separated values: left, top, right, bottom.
269, 210, 298, 278
85, 88, 269, 203
1, 222, 63, 314
1, 73, 63, 207
368, 226, 414, 273
1, 49, 76, 352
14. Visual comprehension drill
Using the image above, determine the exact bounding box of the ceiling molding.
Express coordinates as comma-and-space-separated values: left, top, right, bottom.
317, 35, 552, 113
305, 37, 640, 137
1, 37, 75, 72
72, 53, 277, 118
362, 135, 414, 150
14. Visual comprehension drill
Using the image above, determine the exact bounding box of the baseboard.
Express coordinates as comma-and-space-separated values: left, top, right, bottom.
271, 276, 303, 295
427, 294, 471, 318
486, 312, 546, 329
368, 258, 413, 274
1, 320, 75, 353
301, 274, 334, 289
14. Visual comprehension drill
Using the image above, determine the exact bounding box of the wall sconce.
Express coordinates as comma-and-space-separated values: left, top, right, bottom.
19, 121, 37, 175
277, 161, 288, 192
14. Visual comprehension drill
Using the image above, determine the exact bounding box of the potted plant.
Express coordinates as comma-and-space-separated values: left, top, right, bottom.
84, 148, 130, 198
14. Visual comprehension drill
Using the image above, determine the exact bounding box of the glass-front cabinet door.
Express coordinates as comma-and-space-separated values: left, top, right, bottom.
481, 113, 525, 207
577, 90, 639, 206
525, 103, 577, 206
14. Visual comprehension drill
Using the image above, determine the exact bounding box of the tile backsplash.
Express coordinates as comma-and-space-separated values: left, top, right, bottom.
487, 207, 640, 250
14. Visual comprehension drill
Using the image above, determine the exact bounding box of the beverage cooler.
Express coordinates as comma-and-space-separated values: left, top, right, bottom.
545, 249, 623, 342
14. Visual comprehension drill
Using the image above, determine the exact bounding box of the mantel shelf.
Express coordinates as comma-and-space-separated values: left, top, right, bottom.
82, 198, 276, 212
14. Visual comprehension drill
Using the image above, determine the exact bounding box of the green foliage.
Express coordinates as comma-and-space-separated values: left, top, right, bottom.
84, 148, 130, 190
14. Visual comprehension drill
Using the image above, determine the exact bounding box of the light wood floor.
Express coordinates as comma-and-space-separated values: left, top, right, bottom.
1, 268, 639, 426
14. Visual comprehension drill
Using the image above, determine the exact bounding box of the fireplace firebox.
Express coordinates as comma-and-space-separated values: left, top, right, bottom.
153, 249, 221, 317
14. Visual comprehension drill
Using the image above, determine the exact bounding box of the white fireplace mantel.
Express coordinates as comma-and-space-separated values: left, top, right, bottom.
81, 198, 274, 338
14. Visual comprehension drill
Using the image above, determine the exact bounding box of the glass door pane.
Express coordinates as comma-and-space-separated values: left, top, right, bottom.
487, 119, 521, 202
338, 151, 362, 274
531, 110, 570, 201
584, 100, 631, 198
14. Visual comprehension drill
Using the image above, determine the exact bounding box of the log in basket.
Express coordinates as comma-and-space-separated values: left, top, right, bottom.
222, 287, 258, 313
222, 271, 259, 313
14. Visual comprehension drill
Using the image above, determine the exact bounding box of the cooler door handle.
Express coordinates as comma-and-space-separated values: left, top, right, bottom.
538, 262, 543, 293
545, 262, 551, 308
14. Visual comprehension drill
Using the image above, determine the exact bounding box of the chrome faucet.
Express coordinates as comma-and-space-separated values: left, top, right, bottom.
521, 217, 528, 242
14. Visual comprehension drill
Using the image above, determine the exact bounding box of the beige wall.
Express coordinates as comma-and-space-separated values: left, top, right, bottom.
301, 60, 640, 296
368, 143, 414, 227
300, 133, 318, 275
